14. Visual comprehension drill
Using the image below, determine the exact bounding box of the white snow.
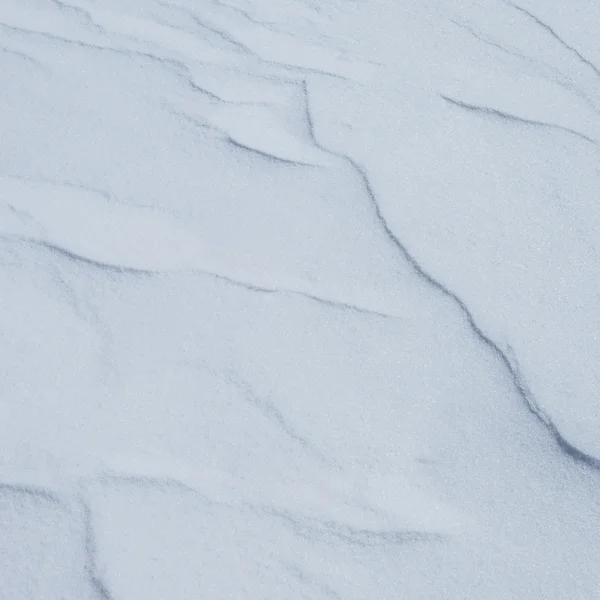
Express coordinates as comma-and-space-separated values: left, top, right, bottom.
2, 0, 600, 598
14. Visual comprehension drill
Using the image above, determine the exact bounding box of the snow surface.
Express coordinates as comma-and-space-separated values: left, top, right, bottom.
2, 0, 600, 598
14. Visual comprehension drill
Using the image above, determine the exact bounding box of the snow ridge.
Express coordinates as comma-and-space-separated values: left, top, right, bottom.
301, 80, 600, 472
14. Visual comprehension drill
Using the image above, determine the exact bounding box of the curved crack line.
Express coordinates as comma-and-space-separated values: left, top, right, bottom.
506, 1, 600, 80
257, 504, 445, 546
0, 19, 229, 105
282, 563, 343, 600
163, 102, 327, 166
7, 0, 595, 469
0, 20, 185, 73
300, 79, 600, 472
447, 17, 600, 115
0, 45, 44, 67
4, 235, 399, 320
0, 482, 61, 503
26, 238, 155, 276
81, 498, 116, 600
201, 268, 400, 321
220, 372, 339, 467
441, 94, 597, 145
226, 136, 323, 166
50, 0, 103, 32
158, 0, 355, 82
95, 471, 210, 500
157, 0, 253, 55
211, 0, 366, 64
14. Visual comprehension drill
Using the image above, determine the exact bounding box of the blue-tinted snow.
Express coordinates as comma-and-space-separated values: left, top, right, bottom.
2, 0, 600, 598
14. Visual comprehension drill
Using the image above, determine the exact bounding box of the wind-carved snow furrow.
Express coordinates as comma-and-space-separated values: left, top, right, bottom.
447, 18, 600, 115
225, 374, 338, 466
299, 81, 600, 472
0, 20, 103, 49
1, 6, 349, 165
507, 1, 600, 80
212, 0, 278, 29
507, 357, 600, 468
0, 20, 189, 76
157, 0, 255, 56
96, 471, 212, 500
94, 472, 439, 545
0, 482, 62, 503
258, 505, 445, 546
21, 238, 156, 277
206, 266, 400, 320
81, 499, 116, 600
282, 563, 343, 600
208, 271, 400, 320
449, 17, 520, 58
90, 473, 442, 559
166, 80, 331, 164
0, 16, 235, 108
49, 0, 103, 32
226, 137, 320, 166
3, 232, 399, 321
159, 0, 355, 82
440, 94, 597, 144
211, 0, 364, 64
44, 3, 331, 165
0, 45, 43, 67
246, 394, 327, 460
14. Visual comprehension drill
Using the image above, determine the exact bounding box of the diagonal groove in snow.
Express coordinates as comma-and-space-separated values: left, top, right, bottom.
49, 0, 103, 32
507, 1, 600, 81
96, 471, 213, 501
211, 0, 376, 66
24, 238, 156, 276
299, 81, 600, 472
158, 0, 355, 81
3, 235, 400, 320
0, 481, 62, 504
0, 45, 43, 66
440, 94, 597, 144
157, 0, 254, 55
0, 20, 189, 75
225, 137, 324, 166
225, 374, 338, 466
447, 17, 600, 115
90, 472, 443, 549
449, 17, 523, 58
282, 563, 343, 600
0, 17, 239, 106
258, 505, 446, 546
81, 498, 116, 600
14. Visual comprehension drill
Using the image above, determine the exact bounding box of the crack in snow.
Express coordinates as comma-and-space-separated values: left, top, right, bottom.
221, 372, 338, 466
2, 234, 401, 321
157, 0, 257, 56
447, 17, 600, 115
0, 19, 213, 90
282, 563, 344, 599
440, 94, 597, 145
0, 45, 43, 67
506, 1, 600, 81
49, 0, 103, 32
81, 498, 116, 600
95, 471, 214, 501
299, 80, 600, 472
226, 136, 322, 166
7, 0, 598, 472
258, 505, 445, 546
0, 482, 62, 503
157, 0, 356, 81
